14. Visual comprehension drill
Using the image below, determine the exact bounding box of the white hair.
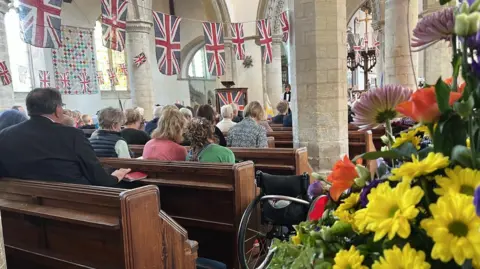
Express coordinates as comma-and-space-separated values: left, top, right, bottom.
179, 107, 193, 119
230, 103, 238, 112
153, 105, 164, 118
134, 107, 144, 116
221, 104, 233, 119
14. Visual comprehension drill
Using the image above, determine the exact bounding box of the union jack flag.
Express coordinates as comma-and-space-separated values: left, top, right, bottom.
39, 70, 50, 88
97, 71, 105, 85
18, 0, 63, 48
230, 23, 245, 60
134, 52, 147, 67
373, 31, 380, 57
280, 11, 289, 42
153, 12, 182, 76
218, 90, 246, 111
257, 19, 273, 64
101, 0, 128, 52
118, 63, 128, 76
78, 71, 91, 93
107, 68, 118, 85
0, 61, 12, 86
203, 22, 225, 76
58, 72, 70, 88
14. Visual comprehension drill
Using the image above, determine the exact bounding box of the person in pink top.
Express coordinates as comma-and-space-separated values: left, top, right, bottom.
143, 107, 187, 161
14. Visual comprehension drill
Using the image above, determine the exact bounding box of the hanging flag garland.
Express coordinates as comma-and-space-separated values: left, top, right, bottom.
0, 61, 12, 86
153, 12, 182, 76
78, 71, 91, 94
107, 68, 118, 85
280, 11, 290, 43
230, 23, 246, 61
97, 71, 105, 85
39, 70, 51, 88
203, 22, 225, 76
58, 72, 71, 89
257, 19, 273, 64
118, 63, 128, 76
373, 31, 381, 57
134, 52, 147, 67
18, 0, 63, 48
101, 0, 128, 52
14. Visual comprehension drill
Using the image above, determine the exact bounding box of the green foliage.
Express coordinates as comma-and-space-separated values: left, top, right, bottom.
433, 113, 468, 157
440, 0, 452, 5
436, 78, 453, 114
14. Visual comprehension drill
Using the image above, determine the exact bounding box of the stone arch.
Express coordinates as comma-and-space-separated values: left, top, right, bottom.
180, 36, 205, 79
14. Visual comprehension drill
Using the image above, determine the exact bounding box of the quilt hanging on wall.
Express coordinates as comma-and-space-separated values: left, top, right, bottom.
52, 26, 98, 95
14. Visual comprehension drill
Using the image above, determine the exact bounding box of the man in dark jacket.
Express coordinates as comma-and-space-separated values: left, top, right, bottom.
0, 88, 130, 186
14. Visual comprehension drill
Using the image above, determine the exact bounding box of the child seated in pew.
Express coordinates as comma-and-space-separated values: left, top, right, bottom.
185, 118, 235, 164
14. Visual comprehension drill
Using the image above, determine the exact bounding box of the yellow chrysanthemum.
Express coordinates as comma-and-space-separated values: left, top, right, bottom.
333, 246, 368, 269
467, 137, 471, 148
434, 166, 480, 197
416, 125, 430, 136
361, 181, 424, 241
372, 244, 431, 269
390, 152, 449, 181
421, 194, 480, 266
392, 128, 423, 149
334, 193, 360, 224
291, 234, 301, 245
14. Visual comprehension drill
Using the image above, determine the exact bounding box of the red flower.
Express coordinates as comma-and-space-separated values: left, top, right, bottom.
327, 155, 358, 201
308, 195, 329, 221
396, 86, 462, 123
444, 77, 466, 93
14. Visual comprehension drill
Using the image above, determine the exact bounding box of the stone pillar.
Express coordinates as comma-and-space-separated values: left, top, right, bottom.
266, 35, 283, 109
384, 0, 418, 89
422, 0, 452, 84
372, 21, 385, 87
126, 20, 154, 120
0, 1, 14, 110
293, 0, 348, 173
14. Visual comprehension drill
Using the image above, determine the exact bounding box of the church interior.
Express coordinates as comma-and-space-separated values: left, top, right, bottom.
0, 0, 479, 268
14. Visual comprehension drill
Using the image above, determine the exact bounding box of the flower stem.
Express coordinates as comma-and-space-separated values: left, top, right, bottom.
469, 114, 477, 169
452, 34, 458, 92
385, 119, 394, 149
427, 123, 435, 146
420, 178, 432, 216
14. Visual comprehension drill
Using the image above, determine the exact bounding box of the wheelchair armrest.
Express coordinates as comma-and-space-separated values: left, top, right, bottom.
260, 195, 310, 205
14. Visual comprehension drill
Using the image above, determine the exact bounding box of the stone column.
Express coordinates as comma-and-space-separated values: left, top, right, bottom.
384, 0, 418, 89
372, 21, 385, 87
266, 35, 283, 109
0, 1, 14, 110
126, 20, 154, 120
422, 0, 452, 84
293, 0, 348, 173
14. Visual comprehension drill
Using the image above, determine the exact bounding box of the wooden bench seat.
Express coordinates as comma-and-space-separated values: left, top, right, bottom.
266, 131, 293, 148
348, 130, 377, 174
0, 179, 197, 269
99, 159, 256, 268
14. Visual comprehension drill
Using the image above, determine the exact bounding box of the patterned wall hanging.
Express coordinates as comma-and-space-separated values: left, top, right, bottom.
134, 52, 147, 67
97, 71, 105, 85
153, 12, 182, 76
101, 0, 128, 51
257, 19, 273, 64
0, 61, 12, 86
230, 23, 245, 60
52, 26, 98, 95
203, 22, 225, 76
78, 71, 92, 94
280, 11, 290, 43
107, 68, 118, 85
58, 72, 71, 89
18, 0, 63, 48
39, 70, 51, 87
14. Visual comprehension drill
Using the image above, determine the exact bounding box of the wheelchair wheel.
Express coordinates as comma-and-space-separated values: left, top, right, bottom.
237, 196, 293, 269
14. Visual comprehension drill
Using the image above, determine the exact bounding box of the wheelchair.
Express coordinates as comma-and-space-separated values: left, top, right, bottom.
236, 171, 311, 269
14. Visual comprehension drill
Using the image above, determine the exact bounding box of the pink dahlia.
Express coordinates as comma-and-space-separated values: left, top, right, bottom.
352, 85, 412, 130
411, 7, 455, 50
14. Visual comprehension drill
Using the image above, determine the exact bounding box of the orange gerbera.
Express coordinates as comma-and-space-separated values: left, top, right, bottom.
444, 77, 466, 93
396, 86, 462, 123
327, 155, 359, 201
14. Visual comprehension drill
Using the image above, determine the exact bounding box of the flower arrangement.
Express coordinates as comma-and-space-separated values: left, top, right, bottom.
266, 1, 480, 268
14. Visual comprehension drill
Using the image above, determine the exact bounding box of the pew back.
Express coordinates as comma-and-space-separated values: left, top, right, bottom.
266, 131, 293, 148
0, 179, 197, 269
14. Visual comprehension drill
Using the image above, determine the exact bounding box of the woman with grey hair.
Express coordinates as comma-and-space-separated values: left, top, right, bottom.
89, 107, 131, 158
216, 104, 236, 133
179, 107, 193, 121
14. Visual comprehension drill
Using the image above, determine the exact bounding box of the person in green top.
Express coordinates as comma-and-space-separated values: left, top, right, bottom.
185, 117, 235, 163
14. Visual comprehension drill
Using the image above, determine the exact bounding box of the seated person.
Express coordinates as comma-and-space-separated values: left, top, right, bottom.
80, 114, 96, 129
121, 108, 150, 145
0, 109, 28, 132
227, 101, 268, 148
0, 88, 130, 186
196, 104, 227, 146
283, 113, 292, 127
61, 115, 76, 127
231, 103, 243, 123
143, 108, 187, 161
272, 101, 289, 124
145, 105, 163, 135
90, 107, 131, 158
258, 119, 273, 132
179, 107, 193, 121
186, 118, 235, 163
216, 104, 236, 133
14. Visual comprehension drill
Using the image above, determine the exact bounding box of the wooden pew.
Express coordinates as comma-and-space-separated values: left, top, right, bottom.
82, 128, 95, 138
267, 131, 293, 148
99, 159, 256, 268
129, 145, 311, 176
348, 130, 377, 174
0, 179, 197, 269
271, 126, 292, 132
349, 124, 385, 151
